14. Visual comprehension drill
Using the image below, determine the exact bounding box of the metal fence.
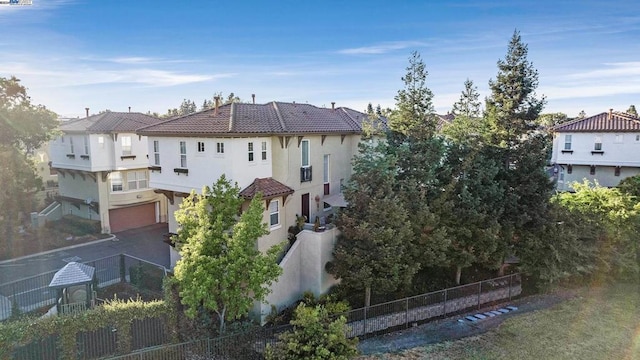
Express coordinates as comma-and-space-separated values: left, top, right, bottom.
106, 273, 521, 360
0, 254, 168, 321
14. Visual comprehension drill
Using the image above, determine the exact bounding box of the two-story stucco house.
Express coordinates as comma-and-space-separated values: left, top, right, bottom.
551, 109, 640, 191
137, 100, 381, 318
49, 111, 168, 233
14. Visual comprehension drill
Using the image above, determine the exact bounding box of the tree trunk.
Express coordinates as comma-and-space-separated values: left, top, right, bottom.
455, 265, 462, 285
364, 286, 371, 308
217, 307, 226, 334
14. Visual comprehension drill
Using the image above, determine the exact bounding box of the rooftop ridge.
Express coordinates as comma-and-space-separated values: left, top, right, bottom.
272, 102, 287, 132
229, 102, 235, 132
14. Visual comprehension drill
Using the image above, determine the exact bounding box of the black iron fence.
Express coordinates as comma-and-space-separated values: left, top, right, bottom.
0, 254, 167, 321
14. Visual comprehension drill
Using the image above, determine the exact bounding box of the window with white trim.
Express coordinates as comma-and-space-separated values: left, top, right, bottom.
261, 141, 267, 161
83, 136, 89, 155
564, 135, 572, 150
153, 140, 160, 165
248, 142, 254, 162
323, 154, 330, 195
269, 200, 279, 227
216, 142, 224, 154
69, 137, 74, 154
179, 141, 187, 167
301, 139, 309, 167
197, 141, 205, 153
127, 170, 148, 190
636, 134, 640, 143
98, 136, 104, 148
594, 136, 602, 151
110, 171, 123, 192
121, 136, 132, 155
615, 134, 623, 143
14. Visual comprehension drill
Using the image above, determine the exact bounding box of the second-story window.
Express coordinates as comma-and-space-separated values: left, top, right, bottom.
269, 200, 279, 228
248, 142, 254, 162
594, 136, 602, 151
98, 136, 104, 148
197, 141, 205, 153
323, 154, 330, 195
261, 141, 267, 161
216, 142, 224, 154
69, 137, 74, 154
179, 141, 187, 168
564, 135, 572, 150
153, 140, 160, 165
83, 136, 89, 155
615, 134, 623, 143
122, 136, 132, 155
301, 139, 309, 167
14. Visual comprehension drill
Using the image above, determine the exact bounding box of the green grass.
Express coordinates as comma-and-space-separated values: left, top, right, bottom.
368, 284, 640, 360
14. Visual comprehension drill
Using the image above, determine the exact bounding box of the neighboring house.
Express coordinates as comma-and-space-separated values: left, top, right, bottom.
551, 109, 640, 191
49, 111, 168, 233
137, 101, 383, 319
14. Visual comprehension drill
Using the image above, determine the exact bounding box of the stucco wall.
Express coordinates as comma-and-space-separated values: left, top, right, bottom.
552, 131, 640, 167
557, 165, 640, 190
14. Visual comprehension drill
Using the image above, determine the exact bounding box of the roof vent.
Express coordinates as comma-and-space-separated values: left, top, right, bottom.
331, 102, 335, 110
609, 108, 613, 120
214, 96, 220, 116
85, 108, 89, 118
252, 94, 255, 104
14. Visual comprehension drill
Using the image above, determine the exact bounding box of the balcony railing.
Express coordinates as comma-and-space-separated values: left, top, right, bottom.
300, 166, 312, 182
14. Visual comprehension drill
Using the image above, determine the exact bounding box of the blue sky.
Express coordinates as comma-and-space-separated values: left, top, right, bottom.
1, 0, 639, 118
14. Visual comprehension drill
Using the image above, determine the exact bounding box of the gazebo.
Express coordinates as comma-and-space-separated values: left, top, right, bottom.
48, 262, 96, 315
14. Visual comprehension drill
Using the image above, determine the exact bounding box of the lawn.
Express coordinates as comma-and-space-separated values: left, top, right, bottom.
361, 284, 640, 360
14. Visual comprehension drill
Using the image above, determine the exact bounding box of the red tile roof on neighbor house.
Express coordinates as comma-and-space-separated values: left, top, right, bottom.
60, 112, 161, 133
553, 110, 640, 132
239, 178, 295, 200
137, 102, 386, 136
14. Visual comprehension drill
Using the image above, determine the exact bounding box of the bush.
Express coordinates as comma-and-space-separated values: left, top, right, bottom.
45, 214, 101, 235
129, 262, 165, 292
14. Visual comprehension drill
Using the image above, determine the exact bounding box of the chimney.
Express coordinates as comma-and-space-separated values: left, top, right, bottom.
214, 96, 220, 116
85, 108, 89, 118
331, 102, 335, 110
128, 106, 131, 113
609, 108, 613, 120
252, 94, 255, 104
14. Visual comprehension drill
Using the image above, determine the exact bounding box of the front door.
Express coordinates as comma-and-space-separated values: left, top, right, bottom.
301, 193, 310, 222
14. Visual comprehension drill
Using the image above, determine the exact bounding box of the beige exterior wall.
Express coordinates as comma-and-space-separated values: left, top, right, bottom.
557, 165, 640, 191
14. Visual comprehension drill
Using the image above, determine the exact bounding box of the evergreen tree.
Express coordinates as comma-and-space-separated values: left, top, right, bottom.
451, 79, 481, 119
173, 175, 282, 333
443, 79, 485, 144
390, 51, 437, 138
329, 141, 417, 307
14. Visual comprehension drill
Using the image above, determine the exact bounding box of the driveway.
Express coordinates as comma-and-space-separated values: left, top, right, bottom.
0, 223, 170, 284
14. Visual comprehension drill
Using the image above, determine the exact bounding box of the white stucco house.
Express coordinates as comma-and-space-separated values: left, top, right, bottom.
551, 109, 640, 191
49, 111, 168, 233
137, 100, 383, 319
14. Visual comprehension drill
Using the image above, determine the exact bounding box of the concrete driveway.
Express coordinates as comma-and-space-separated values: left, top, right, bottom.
0, 223, 170, 284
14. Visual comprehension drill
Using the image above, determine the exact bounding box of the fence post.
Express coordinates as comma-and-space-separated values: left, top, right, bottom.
443, 290, 447, 316
363, 307, 367, 336
405, 298, 409, 329
509, 274, 513, 301
119, 254, 126, 283
477, 281, 482, 310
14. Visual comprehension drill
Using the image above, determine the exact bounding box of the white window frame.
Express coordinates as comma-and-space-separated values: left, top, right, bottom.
614, 134, 623, 144
248, 142, 254, 162
216, 142, 225, 154
83, 136, 89, 155
153, 140, 160, 165
564, 135, 572, 150
127, 170, 148, 190
179, 141, 187, 168
197, 141, 205, 153
301, 139, 310, 167
635, 134, 640, 143
110, 171, 123, 192
594, 136, 602, 151
69, 137, 74, 154
269, 200, 280, 228
261, 141, 267, 161
121, 136, 132, 155
98, 136, 104, 148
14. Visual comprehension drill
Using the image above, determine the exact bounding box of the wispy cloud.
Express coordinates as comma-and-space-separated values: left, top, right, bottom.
103, 56, 199, 65
338, 41, 429, 55
565, 62, 640, 80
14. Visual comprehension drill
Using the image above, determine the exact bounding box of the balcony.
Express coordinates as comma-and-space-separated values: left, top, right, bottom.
300, 166, 312, 182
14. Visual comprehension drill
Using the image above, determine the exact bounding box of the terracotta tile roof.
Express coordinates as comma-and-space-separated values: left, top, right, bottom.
49, 262, 95, 288
239, 177, 295, 200
137, 102, 386, 136
60, 112, 161, 133
553, 111, 640, 132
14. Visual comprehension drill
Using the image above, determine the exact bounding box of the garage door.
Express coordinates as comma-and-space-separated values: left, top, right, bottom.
109, 202, 156, 233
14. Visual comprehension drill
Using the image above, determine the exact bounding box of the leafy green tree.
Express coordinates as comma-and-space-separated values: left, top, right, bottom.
617, 174, 640, 198
553, 180, 640, 279
265, 303, 358, 360
173, 175, 282, 333
627, 104, 638, 117
442, 79, 485, 144
389, 51, 437, 138
0, 76, 57, 258
537, 112, 569, 128
330, 141, 417, 307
